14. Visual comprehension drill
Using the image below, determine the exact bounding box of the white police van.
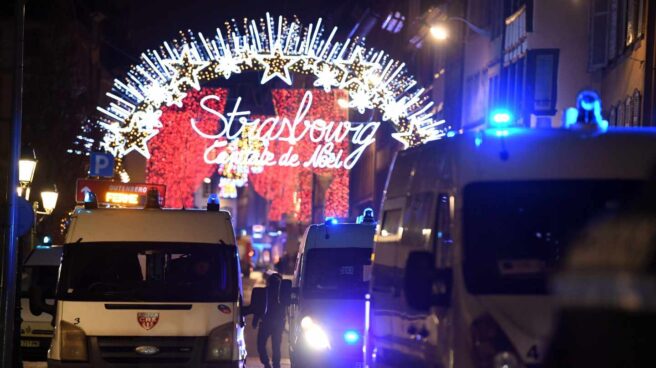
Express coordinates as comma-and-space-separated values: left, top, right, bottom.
367, 95, 656, 368
288, 211, 376, 368
32, 192, 265, 368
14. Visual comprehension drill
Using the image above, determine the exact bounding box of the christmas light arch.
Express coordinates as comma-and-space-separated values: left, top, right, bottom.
91, 13, 446, 161
82, 13, 448, 215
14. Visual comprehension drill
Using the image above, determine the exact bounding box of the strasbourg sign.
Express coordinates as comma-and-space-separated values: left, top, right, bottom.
192, 90, 379, 170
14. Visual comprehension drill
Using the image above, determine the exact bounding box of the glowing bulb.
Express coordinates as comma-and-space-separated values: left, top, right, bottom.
430, 25, 449, 41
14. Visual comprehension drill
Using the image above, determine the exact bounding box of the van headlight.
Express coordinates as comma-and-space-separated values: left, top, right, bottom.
206, 323, 234, 361
494, 351, 522, 368
60, 321, 88, 361
301, 316, 330, 351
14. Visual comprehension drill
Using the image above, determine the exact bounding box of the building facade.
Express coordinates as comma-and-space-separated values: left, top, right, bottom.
459, 0, 654, 129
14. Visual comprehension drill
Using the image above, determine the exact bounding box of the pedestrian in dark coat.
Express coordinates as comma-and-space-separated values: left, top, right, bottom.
254, 273, 285, 368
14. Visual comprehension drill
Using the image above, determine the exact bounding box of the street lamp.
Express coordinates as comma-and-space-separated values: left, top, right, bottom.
18, 145, 36, 198
40, 185, 59, 215
430, 17, 490, 41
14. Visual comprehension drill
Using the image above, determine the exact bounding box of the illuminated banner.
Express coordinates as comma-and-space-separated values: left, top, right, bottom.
192, 90, 379, 170
75, 179, 166, 207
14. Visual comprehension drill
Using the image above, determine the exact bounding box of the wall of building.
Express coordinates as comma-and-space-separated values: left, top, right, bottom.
530, 0, 598, 126
600, 39, 646, 125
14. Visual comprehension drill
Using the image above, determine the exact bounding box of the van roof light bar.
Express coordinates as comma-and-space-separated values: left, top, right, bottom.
357, 208, 376, 224
144, 188, 161, 209
207, 193, 220, 211
83, 191, 98, 210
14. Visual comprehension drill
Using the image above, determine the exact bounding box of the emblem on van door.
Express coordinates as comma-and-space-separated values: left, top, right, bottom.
135, 345, 160, 355
137, 312, 160, 330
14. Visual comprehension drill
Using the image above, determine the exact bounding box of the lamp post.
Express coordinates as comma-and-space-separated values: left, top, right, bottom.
29, 186, 59, 250
429, 16, 490, 41
17, 145, 36, 199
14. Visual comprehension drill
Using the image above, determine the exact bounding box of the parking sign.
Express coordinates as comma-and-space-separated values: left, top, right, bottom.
89, 152, 114, 178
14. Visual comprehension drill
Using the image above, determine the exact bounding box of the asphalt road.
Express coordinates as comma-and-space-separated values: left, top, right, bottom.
24, 272, 290, 368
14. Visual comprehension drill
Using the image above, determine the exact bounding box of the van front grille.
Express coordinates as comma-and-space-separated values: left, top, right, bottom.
94, 336, 199, 364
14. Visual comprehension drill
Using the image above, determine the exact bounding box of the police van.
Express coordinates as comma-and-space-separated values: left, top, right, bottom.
288, 211, 376, 368
367, 113, 656, 367
31, 192, 265, 368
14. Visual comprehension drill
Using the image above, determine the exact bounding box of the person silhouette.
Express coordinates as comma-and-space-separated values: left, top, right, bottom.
254, 273, 285, 368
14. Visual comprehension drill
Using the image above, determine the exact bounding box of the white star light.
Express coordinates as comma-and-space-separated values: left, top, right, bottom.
390, 121, 417, 149
215, 54, 242, 79
163, 46, 210, 91
349, 87, 374, 114
313, 64, 340, 92
258, 46, 296, 85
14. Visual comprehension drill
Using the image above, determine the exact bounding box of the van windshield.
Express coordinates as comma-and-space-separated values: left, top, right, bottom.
463, 180, 642, 295
303, 247, 372, 299
58, 242, 238, 302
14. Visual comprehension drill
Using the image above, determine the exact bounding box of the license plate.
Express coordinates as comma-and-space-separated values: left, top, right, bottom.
20, 340, 40, 348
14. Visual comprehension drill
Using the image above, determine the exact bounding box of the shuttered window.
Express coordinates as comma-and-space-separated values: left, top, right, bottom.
589, 0, 609, 70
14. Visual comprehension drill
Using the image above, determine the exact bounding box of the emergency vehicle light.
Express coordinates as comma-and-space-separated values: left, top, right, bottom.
325, 217, 338, 225
357, 208, 376, 224
343, 330, 360, 345
207, 193, 220, 211
83, 191, 98, 209
490, 108, 513, 126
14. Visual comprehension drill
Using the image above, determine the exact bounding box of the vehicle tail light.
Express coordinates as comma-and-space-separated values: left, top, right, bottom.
206, 323, 234, 361
60, 321, 88, 361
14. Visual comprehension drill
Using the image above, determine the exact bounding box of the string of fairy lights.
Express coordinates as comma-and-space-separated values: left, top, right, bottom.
76, 13, 448, 168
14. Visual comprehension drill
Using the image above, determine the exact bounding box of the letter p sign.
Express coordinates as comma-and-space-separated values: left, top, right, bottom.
90, 152, 115, 178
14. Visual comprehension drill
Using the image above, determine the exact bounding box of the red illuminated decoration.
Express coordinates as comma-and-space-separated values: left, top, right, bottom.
249, 89, 350, 222
146, 88, 228, 208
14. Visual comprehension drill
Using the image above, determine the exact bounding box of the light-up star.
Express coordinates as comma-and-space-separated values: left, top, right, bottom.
338, 48, 380, 89
382, 97, 409, 123
215, 53, 242, 79
118, 120, 159, 159
131, 107, 163, 131
163, 47, 210, 91
259, 46, 296, 85
349, 87, 374, 114
390, 120, 418, 149
313, 64, 340, 92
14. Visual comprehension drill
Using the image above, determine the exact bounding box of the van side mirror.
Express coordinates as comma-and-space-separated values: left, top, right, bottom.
243, 287, 267, 317
404, 251, 452, 310
29, 285, 56, 318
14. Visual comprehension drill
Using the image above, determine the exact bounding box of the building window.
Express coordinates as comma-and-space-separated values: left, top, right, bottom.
609, 104, 617, 126
625, 96, 633, 126
632, 89, 642, 126
589, 0, 646, 70
528, 49, 559, 115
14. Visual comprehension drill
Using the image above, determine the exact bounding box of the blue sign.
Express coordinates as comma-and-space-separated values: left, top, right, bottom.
89, 152, 114, 178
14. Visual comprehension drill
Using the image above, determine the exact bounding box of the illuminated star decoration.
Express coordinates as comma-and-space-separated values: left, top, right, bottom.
118, 119, 159, 159
163, 46, 210, 91
82, 13, 449, 166
258, 45, 296, 85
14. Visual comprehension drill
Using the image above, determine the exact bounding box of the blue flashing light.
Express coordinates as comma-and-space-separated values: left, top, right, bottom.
490, 109, 513, 126
446, 131, 456, 138
495, 129, 509, 137
474, 136, 483, 147
43, 236, 51, 244
35, 245, 51, 249
208, 193, 220, 205
84, 191, 96, 203
343, 330, 360, 345
325, 217, 338, 225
